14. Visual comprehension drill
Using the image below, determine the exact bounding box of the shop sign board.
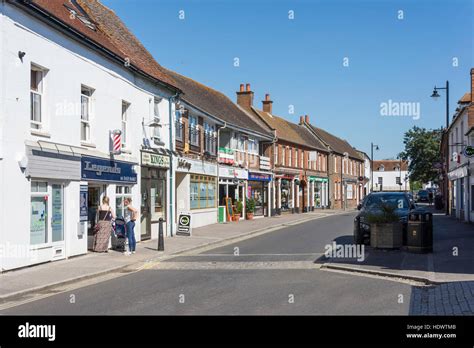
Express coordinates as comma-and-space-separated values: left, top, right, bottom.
309, 176, 328, 183
141, 152, 170, 169
81, 156, 137, 183
219, 167, 247, 179
248, 172, 272, 182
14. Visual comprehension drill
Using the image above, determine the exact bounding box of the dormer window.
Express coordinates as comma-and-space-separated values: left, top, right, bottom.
378, 165, 385, 171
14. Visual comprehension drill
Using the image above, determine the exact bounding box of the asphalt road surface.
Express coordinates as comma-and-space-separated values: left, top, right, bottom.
1, 212, 414, 315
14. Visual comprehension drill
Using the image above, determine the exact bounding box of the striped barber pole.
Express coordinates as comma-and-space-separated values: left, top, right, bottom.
112, 130, 122, 154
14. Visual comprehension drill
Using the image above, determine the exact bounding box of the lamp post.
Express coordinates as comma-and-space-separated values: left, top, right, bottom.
370, 143, 379, 193
430, 81, 449, 215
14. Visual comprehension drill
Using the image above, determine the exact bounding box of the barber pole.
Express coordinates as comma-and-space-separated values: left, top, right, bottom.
112, 130, 122, 154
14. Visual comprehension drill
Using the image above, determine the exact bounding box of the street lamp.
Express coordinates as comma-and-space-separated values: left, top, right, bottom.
370, 143, 379, 193
430, 81, 449, 215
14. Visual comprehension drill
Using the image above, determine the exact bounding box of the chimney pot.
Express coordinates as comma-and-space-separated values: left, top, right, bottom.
305, 115, 310, 123
240, 84, 244, 92
299, 116, 304, 125
265, 93, 270, 101
246, 83, 251, 92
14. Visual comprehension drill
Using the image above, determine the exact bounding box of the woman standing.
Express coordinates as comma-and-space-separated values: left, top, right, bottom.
93, 196, 115, 252
124, 198, 138, 255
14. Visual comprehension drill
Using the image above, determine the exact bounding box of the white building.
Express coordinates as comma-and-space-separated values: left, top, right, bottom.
357, 150, 371, 196
447, 70, 474, 222
0, 0, 181, 271
372, 160, 410, 192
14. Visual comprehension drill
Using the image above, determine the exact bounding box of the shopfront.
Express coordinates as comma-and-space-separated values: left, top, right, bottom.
278, 175, 295, 213
219, 166, 247, 218
140, 151, 169, 239
448, 165, 469, 221
247, 172, 272, 217
176, 157, 217, 228
81, 155, 138, 248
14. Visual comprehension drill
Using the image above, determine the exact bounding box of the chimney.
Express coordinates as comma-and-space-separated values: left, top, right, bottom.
299, 116, 304, 125
305, 115, 310, 124
236, 83, 254, 109
262, 93, 273, 113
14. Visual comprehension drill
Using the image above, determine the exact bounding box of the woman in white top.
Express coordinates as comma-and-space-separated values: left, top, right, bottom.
124, 198, 138, 255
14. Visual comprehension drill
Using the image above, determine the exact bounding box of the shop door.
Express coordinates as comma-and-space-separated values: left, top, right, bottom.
87, 185, 105, 250
51, 184, 65, 258
141, 178, 152, 240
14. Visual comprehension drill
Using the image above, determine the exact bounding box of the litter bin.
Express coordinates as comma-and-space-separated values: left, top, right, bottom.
434, 194, 443, 210
407, 210, 433, 253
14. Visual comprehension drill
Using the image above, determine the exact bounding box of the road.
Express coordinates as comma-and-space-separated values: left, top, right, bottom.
1, 212, 415, 315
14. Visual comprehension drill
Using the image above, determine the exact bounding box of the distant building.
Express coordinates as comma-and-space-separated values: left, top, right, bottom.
372, 160, 410, 192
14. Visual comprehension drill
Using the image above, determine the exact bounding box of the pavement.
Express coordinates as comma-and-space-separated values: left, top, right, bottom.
0, 209, 347, 304
318, 204, 474, 284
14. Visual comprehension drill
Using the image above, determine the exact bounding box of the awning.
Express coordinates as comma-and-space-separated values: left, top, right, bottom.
25, 141, 82, 181
448, 166, 468, 180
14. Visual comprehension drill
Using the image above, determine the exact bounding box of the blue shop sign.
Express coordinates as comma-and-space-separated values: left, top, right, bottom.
248, 172, 272, 182
81, 156, 137, 184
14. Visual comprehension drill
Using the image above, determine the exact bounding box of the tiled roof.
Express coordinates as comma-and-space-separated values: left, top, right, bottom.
373, 160, 408, 172
164, 70, 273, 137
17, 0, 179, 90
250, 109, 328, 151
308, 124, 362, 160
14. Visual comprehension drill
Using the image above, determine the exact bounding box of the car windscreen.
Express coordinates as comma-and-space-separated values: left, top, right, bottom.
365, 194, 409, 210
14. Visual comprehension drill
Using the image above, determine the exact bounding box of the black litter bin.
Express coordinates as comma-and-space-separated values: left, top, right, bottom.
407, 210, 433, 253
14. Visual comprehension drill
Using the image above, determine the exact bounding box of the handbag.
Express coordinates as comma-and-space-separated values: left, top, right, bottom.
93, 208, 110, 234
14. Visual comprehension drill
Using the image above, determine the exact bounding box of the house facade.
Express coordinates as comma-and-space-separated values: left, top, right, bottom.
304, 121, 365, 209
371, 160, 410, 192
166, 78, 273, 228
238, 89, 330, 214
0, 0, 180, 271
446, 69, 474, 222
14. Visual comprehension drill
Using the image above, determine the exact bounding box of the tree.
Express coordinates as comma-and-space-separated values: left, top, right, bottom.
399, 126, 442, 185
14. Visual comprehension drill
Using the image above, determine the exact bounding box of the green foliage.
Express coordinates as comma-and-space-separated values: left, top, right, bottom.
245, 198, 256, 213
365, 203, 400, 224
410, 181, 423, 191
398, 126, 442, 185
236, 200, 243, 214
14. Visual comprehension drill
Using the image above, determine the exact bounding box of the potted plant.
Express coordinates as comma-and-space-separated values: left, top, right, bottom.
233, 200, 243, 221
245, 198, 255, 220
366, 203, 403, 249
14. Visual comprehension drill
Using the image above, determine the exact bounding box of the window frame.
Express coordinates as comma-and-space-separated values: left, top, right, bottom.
80, 85, 93, 142
30, 65, 45, 130
121, 101, 130, 149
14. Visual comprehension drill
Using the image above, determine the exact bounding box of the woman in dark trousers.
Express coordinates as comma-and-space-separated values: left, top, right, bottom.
124, 198, 138, 255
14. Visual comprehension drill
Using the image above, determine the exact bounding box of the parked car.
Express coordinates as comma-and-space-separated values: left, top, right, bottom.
416, 190, 429, 203
354, 192, 415, 245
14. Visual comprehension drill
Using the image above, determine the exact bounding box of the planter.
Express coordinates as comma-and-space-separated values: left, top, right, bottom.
370, 222, 403, 249
231, 215, 240, 222
246, 213, 254, 220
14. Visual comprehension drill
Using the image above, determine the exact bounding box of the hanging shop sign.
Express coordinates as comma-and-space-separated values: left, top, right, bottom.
248, 172, 272, 182
141, 152, 170, 169
219, 167, 247, 179
463, 146, 474, 158
81, 156, 137, 183
176, 213, 192, 236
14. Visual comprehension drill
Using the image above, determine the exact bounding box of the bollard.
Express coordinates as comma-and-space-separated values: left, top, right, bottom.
158, 217, 165, 251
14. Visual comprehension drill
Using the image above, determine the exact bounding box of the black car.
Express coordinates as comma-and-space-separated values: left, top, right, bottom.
416, 190, 429, 203
353, 192, 415, 245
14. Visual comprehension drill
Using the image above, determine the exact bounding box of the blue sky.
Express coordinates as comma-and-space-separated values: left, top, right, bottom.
102, 0, 472, 159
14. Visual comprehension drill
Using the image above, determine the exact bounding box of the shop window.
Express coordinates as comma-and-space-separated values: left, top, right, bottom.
30, 181, 48, 245
190, 175, 216, 209
347, 184, 353, 199
116, 186, 132, 218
